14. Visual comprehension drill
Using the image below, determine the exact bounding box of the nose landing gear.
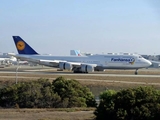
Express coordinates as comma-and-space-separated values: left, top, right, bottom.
135, 69, 138, 75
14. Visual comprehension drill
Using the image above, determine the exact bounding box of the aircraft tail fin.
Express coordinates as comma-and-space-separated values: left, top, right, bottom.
75, 50, 82, 56
12, 36, 38, 55
70, 50, 82, 56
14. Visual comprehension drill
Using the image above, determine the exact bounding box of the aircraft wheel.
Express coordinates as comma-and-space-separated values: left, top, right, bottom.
135, 69, 138, 75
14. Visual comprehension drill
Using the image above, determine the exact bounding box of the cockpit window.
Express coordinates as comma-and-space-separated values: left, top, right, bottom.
139, 56, 142, 58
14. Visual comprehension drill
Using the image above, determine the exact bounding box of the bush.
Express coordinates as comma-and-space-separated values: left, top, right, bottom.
52, 76, 96, 107
94, 86, 160, 120
0, 78, 61, 108
0, 77, 96, 108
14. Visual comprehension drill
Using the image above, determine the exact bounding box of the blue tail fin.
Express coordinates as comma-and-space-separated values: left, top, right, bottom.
13, 36, 38, 55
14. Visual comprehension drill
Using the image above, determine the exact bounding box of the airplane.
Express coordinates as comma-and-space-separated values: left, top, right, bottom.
11, 36, 152, 74
0, 58, 9, 65
0, 54, 17, 67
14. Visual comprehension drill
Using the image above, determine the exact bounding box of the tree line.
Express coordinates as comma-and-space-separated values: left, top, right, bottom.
0, 76, 96, 108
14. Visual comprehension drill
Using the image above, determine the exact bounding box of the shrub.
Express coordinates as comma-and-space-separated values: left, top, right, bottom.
94, 86, 160, 120
0, 79, 61, 108
0, 77, 96, 108
52, 76, 96, 107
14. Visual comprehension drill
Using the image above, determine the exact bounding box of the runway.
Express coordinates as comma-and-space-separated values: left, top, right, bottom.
1, 66, 160, 92
0, 66, 160, 79
0, 70, 160, 78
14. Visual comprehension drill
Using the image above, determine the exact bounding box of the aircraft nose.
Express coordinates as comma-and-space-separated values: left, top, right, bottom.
146, 60, 152, 66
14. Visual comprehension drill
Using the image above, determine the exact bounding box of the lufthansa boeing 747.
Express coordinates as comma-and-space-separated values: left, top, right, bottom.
11, 36, 152, 74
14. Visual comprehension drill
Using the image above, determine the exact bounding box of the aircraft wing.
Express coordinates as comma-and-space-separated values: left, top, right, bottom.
38, 59, 97, 67
33, 58, 98, 72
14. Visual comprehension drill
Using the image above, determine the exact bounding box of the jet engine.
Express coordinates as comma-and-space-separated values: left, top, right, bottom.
59, 62, 72, 71
81, 64, 94, 73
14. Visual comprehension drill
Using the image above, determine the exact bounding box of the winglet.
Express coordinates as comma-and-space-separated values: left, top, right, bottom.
12, 36, 38, 55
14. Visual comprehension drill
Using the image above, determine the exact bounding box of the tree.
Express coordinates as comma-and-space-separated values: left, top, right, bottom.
94, 86, 160, 120
0, 79, 61, 108
94, 90, 116, 120
52, 76, 96, 107
0, 77, 96, 108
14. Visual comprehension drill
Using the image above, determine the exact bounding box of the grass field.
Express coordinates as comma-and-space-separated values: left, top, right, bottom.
0, 108, 95, 120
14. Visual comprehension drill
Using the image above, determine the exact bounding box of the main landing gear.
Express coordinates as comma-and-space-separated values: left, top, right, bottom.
135, 69, 138, 75
73, 67, 88, 73
73, 70, 88, 73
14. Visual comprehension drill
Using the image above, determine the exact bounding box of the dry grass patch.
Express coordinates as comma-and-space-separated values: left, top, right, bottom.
0, 108, 95, 120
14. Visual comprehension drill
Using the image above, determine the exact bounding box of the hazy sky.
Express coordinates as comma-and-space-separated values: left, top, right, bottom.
1, 0, 160, 55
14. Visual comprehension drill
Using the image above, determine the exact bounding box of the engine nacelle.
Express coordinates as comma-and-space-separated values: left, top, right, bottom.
81, 64, 94, 73
59, 62, 72, 71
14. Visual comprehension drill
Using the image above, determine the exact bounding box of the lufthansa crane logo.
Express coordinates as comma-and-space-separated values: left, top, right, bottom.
129, 58, 135, 65
16, 41, 25, 51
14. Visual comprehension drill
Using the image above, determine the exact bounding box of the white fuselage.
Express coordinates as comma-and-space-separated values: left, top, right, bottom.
15, 54, 152, 70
